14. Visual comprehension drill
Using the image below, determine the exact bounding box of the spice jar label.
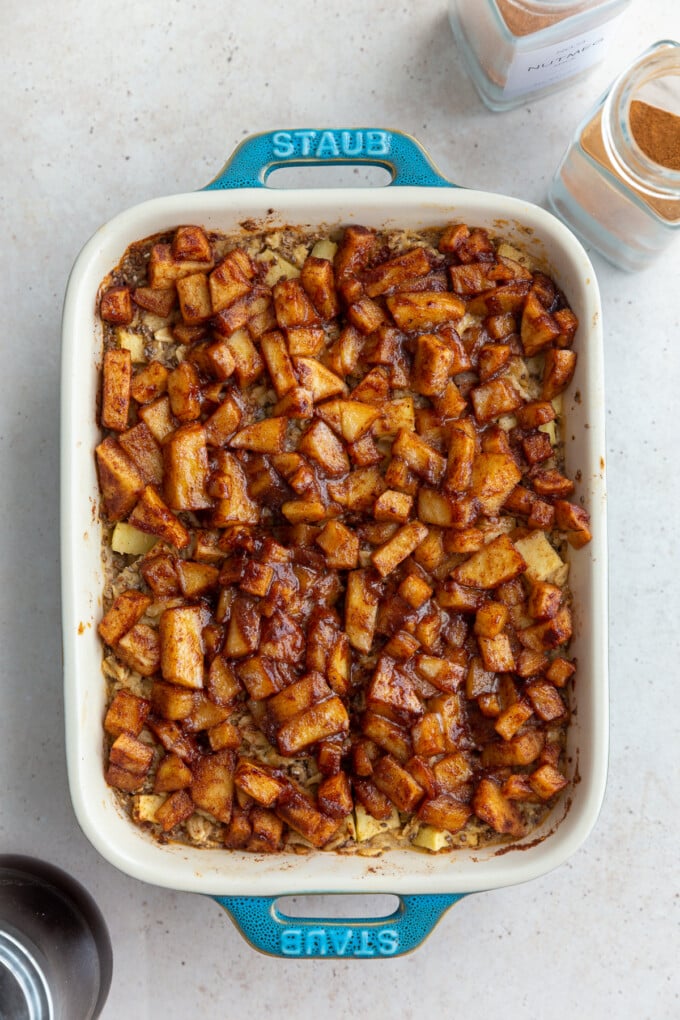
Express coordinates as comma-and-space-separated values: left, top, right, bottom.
503, 17, 624, 98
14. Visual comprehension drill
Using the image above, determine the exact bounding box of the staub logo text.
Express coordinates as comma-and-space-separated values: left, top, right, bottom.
271, 130, 391, 160
280, 926, 399, 957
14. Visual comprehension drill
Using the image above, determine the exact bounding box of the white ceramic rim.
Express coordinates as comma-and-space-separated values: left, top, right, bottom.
61, 184, 608, 896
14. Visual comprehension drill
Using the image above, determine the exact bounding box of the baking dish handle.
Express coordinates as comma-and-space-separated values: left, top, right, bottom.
212, 893, 465, 958
203, 129, 456, 190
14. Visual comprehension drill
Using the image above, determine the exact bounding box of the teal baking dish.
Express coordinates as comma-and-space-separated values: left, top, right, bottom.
61, 128, 608, 958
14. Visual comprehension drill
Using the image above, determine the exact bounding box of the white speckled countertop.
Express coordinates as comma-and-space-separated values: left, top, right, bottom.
1, 1, 678, 1016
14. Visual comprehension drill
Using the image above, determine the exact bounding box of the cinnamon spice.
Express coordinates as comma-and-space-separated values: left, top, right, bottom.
581, 110, 680, 221
629, 100, 680, 171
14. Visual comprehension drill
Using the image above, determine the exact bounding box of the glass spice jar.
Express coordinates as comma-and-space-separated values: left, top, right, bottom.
448, 0, 632, 112
549, 40, 680, 271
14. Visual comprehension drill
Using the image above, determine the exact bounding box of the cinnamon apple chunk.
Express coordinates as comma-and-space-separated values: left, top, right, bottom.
184, 695, 232, 735
433, 753, 473, 793
159, 606, 205, 690
191, 751, 235, 824
525, 680, 566, 721
542, 349, 577, 399
295, 358, 346, 401
234, 760, 286, 807
273, 386, 315, 419
317, 399, 380, 442
466, 280, 530, 316
555, 500, 592, 548
230, 416, 287, 454
518, 605, 573, 651
362, 712, 413, 762
415, 654, 464, 693
273, 278, 318, 328
478, 632, 516, 673
300, 256, 339, 320
105, 764, 147, 793
469, 452, 522, 514
494, 699, 533, 740
176, 272, 212, 325
248, 808, 285, 853
315, 520, 359, 569
386, 291, 465, 331
237, 655, 280, 701
371, 521, 428, 577
470, 377, 523, 423
317, 771, 353, 818
96, 437, 145, 520
211, 451, 260, 527
373, 755, 425, 813
398, 573, 432, 609
520, 288, 561, 356
109, 732, 154, 776
154, 790, 195, 833
148, 243, 215, 288
163, 423, 211, 511
151, 681, 195, 721
209, 249, 255, 313
222, 329, 264, 386
367, 656, 423, 724
127, 485, 190, 549
453, 535, 527, 589
138, 395, 177, 443
101, 349, 132, 431
104, 690, 150, 737
417, 795, 472, 834
116, 623, 160, 676
298, 419, 349, 477
224, 596, 261, 658
412, 333, 455, 396
473, 778, 526, 837
353, 780, 395, 822
260, 330, 298, 397
100, 286, 134, 325
130, 360, 169, 405
275, 786, 341, 848
363, 246, 432, 297
345, 569, 380, 653
118, 423, 163, 486
267, 672, 332, 729
443, 425, 475, 493
276, 696, 350, 756
153, 753, 193, 793
391, 429, 446, 485
346, 297, 387, 335
481, 729, 545, 767
99, 589, 152, 646
529, 764, 568, 799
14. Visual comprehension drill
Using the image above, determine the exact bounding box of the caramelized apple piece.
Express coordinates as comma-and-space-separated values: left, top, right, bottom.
101, 349, 132, 431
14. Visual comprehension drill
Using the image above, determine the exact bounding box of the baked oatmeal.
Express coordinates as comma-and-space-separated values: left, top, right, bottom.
95, 220, 590, 855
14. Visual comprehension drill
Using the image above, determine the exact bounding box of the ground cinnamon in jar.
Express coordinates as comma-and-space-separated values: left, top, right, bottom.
629, 100, 680, 171
580, 110, 680, 221
549, 41, 680, 270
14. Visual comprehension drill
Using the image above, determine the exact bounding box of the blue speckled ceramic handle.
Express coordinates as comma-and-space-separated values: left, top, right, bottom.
203, 129, 456, 190
213, 893, 465, 958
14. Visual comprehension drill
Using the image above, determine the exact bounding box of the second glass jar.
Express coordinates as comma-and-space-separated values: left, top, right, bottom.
549, 40, 680, 271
